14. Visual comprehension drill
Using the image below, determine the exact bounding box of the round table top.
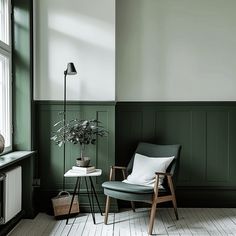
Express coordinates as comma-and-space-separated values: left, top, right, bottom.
64, 169, 102, 177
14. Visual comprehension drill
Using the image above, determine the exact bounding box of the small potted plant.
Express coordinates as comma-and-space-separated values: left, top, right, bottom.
51, 119, 107, 166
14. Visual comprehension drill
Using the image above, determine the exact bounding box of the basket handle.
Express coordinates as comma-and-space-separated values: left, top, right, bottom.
57, 191, 70, 197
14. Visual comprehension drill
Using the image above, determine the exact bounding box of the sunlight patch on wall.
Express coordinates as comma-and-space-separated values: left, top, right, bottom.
34, 0, 115, 101
49, 12, 114, 51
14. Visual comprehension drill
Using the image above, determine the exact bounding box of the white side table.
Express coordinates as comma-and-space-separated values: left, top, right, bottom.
64, 169, 103, 224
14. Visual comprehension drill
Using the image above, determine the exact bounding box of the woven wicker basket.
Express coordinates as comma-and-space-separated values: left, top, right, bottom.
51, 191, 80, 217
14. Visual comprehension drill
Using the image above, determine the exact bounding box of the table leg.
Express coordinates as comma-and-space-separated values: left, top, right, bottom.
77, 177, 81, 198
85, 177, 96, 224
66, 177, 79, 224
89, 176, 103, 216
90, 179, 95, 214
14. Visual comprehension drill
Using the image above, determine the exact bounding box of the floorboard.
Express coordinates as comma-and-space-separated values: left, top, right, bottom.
8, 208, 236, 236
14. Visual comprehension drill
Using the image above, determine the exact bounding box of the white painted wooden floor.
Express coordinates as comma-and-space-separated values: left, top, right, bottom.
8, 208, 236, 236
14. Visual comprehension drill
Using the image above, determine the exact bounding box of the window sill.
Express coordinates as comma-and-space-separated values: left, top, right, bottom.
0, 151, 35, 170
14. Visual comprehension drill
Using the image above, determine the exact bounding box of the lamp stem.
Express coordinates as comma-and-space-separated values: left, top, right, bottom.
63, 71, 67, 191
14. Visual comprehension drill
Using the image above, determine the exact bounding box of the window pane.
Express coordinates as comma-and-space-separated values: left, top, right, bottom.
0, 0, 9, 45
0, 53, 11, 149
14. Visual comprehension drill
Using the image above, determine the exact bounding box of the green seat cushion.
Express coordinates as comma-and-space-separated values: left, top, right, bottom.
102, 181, 154, 194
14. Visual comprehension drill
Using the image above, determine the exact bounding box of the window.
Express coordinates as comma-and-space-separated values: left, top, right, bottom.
0, 0, 10, 45
0, 0, 11, 153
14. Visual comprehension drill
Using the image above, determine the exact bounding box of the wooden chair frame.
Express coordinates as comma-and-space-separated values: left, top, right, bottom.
104, 165, 178, 235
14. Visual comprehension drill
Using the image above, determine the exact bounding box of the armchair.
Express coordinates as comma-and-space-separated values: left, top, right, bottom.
102, 142, 181, 235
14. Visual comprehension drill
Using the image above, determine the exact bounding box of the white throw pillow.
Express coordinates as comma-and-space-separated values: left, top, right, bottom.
123, 153, 175, 188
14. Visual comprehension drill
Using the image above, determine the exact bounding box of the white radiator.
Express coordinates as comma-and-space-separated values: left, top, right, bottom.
3, 166, 22, 223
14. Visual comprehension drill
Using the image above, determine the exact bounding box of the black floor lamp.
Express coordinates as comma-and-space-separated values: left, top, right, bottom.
63, 62, 77, 190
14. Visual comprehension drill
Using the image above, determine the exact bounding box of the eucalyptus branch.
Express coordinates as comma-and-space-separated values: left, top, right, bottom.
51, 118, 108, 159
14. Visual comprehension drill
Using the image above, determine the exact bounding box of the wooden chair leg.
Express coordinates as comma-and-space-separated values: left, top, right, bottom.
167, 176, 178, 220
148, 201, 157, 235
104, 196, 110, 224
172, 195, 178, 220
131, 201, 135, 212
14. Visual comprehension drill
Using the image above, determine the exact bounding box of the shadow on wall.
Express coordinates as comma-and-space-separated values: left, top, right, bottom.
34, 0, 115, 101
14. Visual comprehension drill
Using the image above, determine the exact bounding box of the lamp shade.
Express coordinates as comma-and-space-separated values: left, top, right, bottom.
66, 62, 77, 75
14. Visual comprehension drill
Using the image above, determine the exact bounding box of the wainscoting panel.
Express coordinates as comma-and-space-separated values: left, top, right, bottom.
35, 101, 115, 211
116, 102, 236, 193
206, 111, 229, 182
155, 111, 192, 183
36, 101, 236, 208
115, 110, 143, 167
229, 110, 236, 186
190, 111, 206, 184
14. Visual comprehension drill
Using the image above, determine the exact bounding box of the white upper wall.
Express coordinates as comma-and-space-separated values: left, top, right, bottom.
34, 0, 115, 101
34, 0, 236, 102
116, 0, 236, 101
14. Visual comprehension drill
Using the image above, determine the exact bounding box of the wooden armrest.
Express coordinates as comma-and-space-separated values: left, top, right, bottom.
109, 166, 127, 181
111, 166, 127, 170
155, 172, 172, 176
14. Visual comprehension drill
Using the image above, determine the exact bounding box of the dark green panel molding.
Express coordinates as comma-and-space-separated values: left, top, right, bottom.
156, 110, 192, 183
116, 102, 236, 206
36, 101, 236, 208
35, 101, 115, 211
206, 111, 229, 182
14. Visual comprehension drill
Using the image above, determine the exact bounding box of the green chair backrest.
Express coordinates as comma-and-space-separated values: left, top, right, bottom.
126, 142, 181, 187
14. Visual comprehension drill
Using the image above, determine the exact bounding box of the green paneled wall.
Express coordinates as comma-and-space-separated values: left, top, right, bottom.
116, 102, 236, 206
36, 101, 115, 211
36, 101, 236, 208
